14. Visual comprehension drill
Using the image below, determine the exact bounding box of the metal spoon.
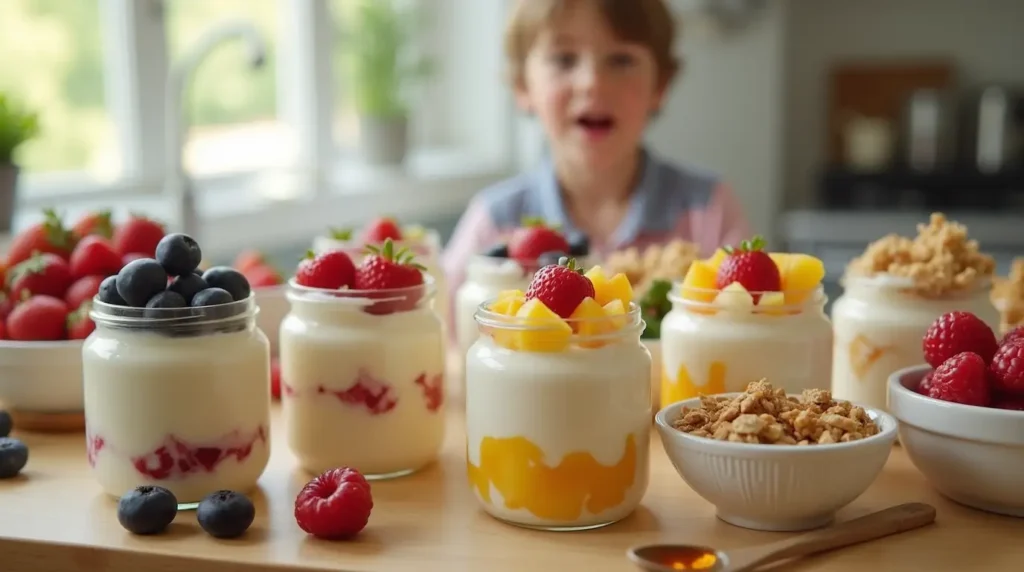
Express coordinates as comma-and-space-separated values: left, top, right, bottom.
627, 502, 936, 572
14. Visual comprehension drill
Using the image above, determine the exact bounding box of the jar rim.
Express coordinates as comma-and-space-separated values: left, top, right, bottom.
90, 293, 256, 328
473, 298, 644, 336
841, 273, 994, 296
667, 283, 826, 312
286, 274, 436, 305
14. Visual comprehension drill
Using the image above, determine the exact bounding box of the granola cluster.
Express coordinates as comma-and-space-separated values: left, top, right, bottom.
672, 379, 881, 445
991, 258, 1024, 334
845, 213, 995, 298
604, 239, 700, 294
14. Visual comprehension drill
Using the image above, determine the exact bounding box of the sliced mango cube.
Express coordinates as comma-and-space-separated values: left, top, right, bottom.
489, 295, 524, 316
770, 253, 825, 305
497, 289, 524, 300
706, 248, 728, 271
595, 272, 633, 307
584, 266, 610, 295
758, 291, 786, 306
715, 282, 754, 309
680, 260, 718, 304
512, 298, 572, 352
602, 299, 627, 328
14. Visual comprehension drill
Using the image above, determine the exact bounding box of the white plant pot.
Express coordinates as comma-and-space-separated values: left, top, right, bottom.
359, 115, 408, 167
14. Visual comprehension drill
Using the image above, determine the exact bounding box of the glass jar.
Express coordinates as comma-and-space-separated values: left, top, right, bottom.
280, 277, 445, 480
659, 285, 833, 410
454, 255, 532, 357
831, 276, 1000, 412
83, 296, 271, 508
465, 301, 652, 531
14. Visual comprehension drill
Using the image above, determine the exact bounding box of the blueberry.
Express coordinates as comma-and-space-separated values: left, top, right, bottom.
0, 437, 28, 479
196, 490, 255, 539
193, 269, 204, 277
538, 250, 570, 267
97, 275, 126, 305
155, 233, 202, 276
0, 410, 10, 438
568, 235, 590, 256
191, 287, 234, 307
116, 258, 168, 307
483, 243, 509, 258
117, 485, 178, 535
168, 273, 208, 304
202, 267, 250, 302
145, 291, 187, 315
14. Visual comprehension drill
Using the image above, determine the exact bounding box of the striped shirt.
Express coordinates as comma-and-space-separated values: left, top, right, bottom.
442, 148, 751, 307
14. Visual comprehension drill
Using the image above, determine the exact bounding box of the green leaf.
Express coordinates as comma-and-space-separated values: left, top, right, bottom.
0, 92, 40, 164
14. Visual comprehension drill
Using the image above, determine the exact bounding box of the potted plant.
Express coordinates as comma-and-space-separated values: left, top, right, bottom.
339, 0, 433, 167
0, 93, 39, 231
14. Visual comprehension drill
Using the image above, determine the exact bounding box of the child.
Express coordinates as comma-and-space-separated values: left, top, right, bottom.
443, 0, 751, 299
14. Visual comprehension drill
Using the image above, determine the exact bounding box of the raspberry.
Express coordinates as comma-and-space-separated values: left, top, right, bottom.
922, 311, 998, 368
1001, 326, 1024, 347
989, 340, 1024, 395
925, 352, 990, 407
294, 467, 373, 539
916, 370, 935, 395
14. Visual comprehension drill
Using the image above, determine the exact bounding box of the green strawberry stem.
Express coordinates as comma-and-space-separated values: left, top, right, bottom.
301, 249, 317, 261
365, 238, 427, 271
329, 226, 353, 241
40, 208, 75, 249
723, 235, 766, 255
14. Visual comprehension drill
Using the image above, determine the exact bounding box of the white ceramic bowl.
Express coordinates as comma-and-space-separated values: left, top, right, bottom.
655, 395, 898, 531
0, 340, 85, 412
889, 364, 1024, 518
254, 285, 289, 356
642, 339, 662, 410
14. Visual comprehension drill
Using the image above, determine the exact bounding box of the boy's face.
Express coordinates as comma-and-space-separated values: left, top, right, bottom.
515, 1, 668, 170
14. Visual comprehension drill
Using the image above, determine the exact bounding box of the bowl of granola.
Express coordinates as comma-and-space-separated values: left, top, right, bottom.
889, 364, 1024, 518
655, 379, 898, 532
603, 240, 700, 408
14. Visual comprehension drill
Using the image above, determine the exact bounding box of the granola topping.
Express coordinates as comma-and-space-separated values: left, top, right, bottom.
671, 379, 881, 445
991, 258, 1024, 334
604, 239, 700, 295
845, 213, 995, 298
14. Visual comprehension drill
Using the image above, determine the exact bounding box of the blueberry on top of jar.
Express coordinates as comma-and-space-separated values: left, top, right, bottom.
191, 287, 234, 307
168, 273, 208, 305
568, 235, 589, 256
202, 267, 251, 302
537, 250, 570, 267
115, 258, 168, 307
97, 275, 126, 305
155, 233, 202, 276
483, 243, 509, 258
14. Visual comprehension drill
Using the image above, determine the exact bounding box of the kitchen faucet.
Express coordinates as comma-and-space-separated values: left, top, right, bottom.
165, 19, 268, 241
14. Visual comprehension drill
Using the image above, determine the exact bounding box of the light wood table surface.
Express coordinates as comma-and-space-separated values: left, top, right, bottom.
3, 399, 1024, 572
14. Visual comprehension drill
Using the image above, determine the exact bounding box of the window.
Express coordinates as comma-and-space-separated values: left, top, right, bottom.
0, 0, 120, 180
6, 0, 517, 258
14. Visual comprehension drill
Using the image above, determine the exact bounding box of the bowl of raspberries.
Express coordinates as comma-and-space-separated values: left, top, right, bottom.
888, 310, 1024, 518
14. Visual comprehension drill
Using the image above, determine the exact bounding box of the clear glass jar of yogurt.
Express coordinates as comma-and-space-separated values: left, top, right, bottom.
465, 301, 652, 531
659, 285, 833, 411
83, 296, 272, 508
454, 255, 532, 357
280, 277, 445, 480
831, 275, 1000, 412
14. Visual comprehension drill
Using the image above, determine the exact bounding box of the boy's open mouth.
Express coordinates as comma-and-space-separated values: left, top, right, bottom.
576, 113, 615, 136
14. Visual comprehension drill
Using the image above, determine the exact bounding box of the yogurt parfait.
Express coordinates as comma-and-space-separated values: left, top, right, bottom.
659, 236, 832, 410
831, 213, 998, 412
455, 219, 589, 358
83, 233, 272, 507
465, 259, 651, 531
280, 241, 445, 479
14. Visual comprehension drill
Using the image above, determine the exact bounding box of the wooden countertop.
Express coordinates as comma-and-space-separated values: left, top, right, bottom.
3, 403, 1024, 572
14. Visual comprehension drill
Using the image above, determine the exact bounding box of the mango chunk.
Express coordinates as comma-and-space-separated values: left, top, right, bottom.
770, 253, 825, 305
706, 248, 728, 271
497, 289, 524, 300
715, 282, 754, 309
597, 273, 633, 307
512, 298, 572, 352
680, 260, 718, 304
489, 295, 524, 316
602, 299, 627, 328
584, 265, 610, 296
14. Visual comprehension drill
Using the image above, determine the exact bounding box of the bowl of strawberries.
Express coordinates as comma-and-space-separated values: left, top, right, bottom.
0, 208, 165, 425
888, 310, 1024, 517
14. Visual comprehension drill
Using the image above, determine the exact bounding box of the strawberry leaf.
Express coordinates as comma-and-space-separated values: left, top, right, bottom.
302, 249, 316, 261
520, 216, 547, 228
329, 226, 353, 240
40, 208, 74, 249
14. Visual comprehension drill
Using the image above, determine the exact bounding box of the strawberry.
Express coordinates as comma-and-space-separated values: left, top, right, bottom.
71, 210, 113, 239
353, 239, 426, 314
0, 319, 5, 340
270, 357, 282, 400
6, 208, 76, 266
233, 249, 267, 274
245, 264, 283, 288
67, 305, 96, 340
362, 217, 403, 244
296, 250, 357, 290
922, 311, 999, 368
507, 218, 570, 264
525, 257, 596, 318
69, 235, 122, 279
8, 252, 74, 300
0, 292, 15, 323
112, 214, 165, 257
714, 236, 782, 302
65, 275, 105, 311
7, 295, 68, 341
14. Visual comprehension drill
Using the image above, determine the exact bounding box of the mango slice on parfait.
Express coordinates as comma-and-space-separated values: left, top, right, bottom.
585, 266, 634, 308
512, 298, 572, 352
769, 253, 826, 305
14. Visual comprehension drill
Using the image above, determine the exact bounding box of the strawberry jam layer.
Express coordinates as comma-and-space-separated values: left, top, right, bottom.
282, 369, 444, 414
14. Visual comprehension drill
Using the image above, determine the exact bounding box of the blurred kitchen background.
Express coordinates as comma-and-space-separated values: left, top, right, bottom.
1, 0, 1022, 308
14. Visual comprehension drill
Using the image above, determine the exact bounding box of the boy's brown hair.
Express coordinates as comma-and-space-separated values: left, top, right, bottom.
504, 0, 680, 89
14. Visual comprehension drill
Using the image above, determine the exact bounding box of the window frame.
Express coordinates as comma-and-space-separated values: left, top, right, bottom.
12, 0, 521, 259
